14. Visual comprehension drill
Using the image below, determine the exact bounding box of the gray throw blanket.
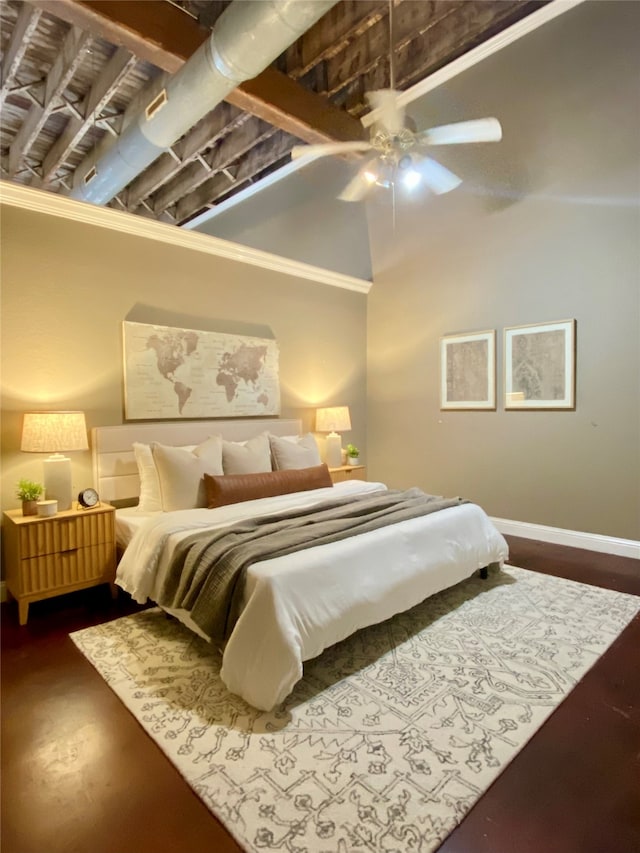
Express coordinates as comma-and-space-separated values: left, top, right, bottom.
158, 488, 467, 644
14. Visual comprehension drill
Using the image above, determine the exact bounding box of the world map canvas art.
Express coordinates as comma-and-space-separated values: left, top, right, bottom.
123, 321, 280, 419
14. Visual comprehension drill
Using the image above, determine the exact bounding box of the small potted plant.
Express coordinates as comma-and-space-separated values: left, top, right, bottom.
16, 479, 44, 516
346, 443, 360, 465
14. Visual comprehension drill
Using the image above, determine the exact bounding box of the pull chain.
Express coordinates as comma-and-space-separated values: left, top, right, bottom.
388, 0, 396, 91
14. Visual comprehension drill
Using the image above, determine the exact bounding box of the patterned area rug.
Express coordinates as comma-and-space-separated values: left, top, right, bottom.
71, 567, 638, 853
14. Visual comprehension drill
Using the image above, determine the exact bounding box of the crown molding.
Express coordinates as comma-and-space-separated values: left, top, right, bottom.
0, 182, 372, 295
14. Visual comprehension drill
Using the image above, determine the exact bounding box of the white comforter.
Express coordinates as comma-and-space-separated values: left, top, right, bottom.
116, 481, 508, 710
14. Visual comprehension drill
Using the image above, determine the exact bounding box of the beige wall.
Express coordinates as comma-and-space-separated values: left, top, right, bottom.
366, 1, 640, 540
0, 206, 367, 519
194, 158, 372, 281
2, 2, 638, 556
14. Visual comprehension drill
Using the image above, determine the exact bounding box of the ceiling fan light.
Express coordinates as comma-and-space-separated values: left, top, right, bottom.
402, 169, 421, 190
363, 169, 378, 184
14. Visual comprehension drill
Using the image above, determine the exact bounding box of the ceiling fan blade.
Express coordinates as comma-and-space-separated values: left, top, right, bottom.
416, 157, 462, 195
290, 140, 372, 160
366, 89, 405, 135
420, 118, 503, 146
338, 159, 379, 202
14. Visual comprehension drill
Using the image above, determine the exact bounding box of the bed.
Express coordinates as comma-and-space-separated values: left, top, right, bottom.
93, 419, 508, 711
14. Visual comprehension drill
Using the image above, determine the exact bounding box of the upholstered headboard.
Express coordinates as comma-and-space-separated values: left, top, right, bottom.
92, 418, 302, 504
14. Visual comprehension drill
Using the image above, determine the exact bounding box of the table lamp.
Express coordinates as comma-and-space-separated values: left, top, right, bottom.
316, 406, 351, 468
21, 411, 89, 510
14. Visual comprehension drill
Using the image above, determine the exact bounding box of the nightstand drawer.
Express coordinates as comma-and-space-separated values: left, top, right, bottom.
18, 541, 116, 596
18, 511, 114, 559
3, 504, 117, 625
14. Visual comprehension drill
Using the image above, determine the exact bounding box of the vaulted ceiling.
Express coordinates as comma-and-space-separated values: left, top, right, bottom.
0, 0, 544, 226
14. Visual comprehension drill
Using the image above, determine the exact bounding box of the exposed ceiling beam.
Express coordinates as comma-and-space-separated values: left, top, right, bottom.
0, 4, 44, 112
176, 132, 298, 223
27, 0, 196, 72
28, 0, 366, 146
40, 45, 137, 183
324, 1, 474, 97
125, 103, 247, 210
324, 0, 544, 100
153, 118, 277, 214
8, 25, 91, 176
227, 66, 364, 146
285, 0, 386, 79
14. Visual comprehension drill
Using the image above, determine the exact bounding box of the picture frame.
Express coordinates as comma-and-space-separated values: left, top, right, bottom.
122, 320, 281, 420
440, 330, 496, 410
504, 319, 576, 410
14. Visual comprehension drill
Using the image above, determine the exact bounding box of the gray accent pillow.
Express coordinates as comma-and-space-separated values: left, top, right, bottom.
151, 435, 223, 511
221, 432, 272, 474
269, 433, 322, 470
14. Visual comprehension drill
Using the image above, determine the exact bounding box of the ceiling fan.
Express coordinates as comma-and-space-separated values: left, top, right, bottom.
291, 2, 502, 202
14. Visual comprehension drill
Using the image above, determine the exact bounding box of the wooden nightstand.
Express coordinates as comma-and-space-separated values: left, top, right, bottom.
329, 465, 367, 484
3, 503, 117, 625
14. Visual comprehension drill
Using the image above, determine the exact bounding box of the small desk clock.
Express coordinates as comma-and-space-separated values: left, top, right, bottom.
78, 487, 99, 509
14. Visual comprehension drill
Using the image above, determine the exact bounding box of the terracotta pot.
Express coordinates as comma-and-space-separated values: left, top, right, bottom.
22, 500, 38, 517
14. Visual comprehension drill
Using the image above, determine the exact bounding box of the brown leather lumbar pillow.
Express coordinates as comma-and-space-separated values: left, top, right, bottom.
204, 463, 333, 508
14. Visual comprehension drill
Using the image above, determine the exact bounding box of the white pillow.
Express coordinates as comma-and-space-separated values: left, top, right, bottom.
133, 442, 163, 513
151, 435, 223, 511
269, 433, 321, 470
222, 432, 272, 474
133, 442, 197, 512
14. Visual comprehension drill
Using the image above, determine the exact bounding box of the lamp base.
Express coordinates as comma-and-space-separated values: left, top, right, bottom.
43, 454, 72, 511
324, 433, 343, 468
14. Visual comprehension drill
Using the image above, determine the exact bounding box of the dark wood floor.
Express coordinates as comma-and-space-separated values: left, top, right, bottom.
2, 537, 639, 853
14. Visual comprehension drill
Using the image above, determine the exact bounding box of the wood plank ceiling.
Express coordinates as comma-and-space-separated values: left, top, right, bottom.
0, 0, 544, 226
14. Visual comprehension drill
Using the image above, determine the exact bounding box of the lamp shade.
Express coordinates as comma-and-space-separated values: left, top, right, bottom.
315, 406, 351, 433
20, 412, 88, 511
21, 411, 89, 453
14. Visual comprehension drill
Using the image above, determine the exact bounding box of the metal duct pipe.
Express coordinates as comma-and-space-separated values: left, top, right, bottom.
70, 0, 338, 206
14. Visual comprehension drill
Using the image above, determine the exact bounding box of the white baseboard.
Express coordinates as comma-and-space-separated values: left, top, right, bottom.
0, 581, 7, 603
491, 517, 640, 560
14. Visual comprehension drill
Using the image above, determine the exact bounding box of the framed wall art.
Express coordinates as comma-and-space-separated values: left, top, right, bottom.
440, 329, 496, 410
504, 319, 576, 410
122, 320, 280, 420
